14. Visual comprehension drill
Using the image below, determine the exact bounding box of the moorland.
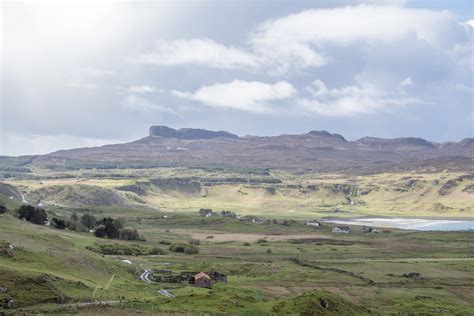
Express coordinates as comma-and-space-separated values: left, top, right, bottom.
0, 127, 473, 314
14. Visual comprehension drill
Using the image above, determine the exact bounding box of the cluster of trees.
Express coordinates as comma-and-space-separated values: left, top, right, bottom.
17, 205, 48, 225
13, 204, 141, 241
51, 212, 94, 232
51, 213, 141, 241
94, 217, 142, 241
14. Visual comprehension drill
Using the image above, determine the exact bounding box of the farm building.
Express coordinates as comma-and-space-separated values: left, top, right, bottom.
332, 226, 350, 233
306, 220, 320, 227
194, 272, 211, 288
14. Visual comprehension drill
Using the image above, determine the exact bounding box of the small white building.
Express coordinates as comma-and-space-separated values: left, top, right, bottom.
331, 226, 350, 233
306, 220, 321, 227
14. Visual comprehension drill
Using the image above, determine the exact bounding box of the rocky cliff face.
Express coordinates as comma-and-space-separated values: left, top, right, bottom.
149, 126, 239, 140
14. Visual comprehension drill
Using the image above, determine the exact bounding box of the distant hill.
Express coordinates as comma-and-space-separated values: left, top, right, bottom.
149, 125, 239, 140
5, 126, 474, 174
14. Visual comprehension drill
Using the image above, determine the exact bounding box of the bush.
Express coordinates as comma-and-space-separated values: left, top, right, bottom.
206, 235, 214, 239
169, 244, 199, 254
119, 228, 140, 241
52, 217, 67, 229
243, 242, 251, 246
0, 205, 7, 214
80, 213, 96, 229
94, 225, 107, 238
149, 247, 167, 255
68, 220, 87, 232
257, 239, 268, 243
96, 218, 120, 239
86, 243, 165, 256
266, 249, 272, 254
70, 212, 79, 222
17, 205, 47, 225
189, 239, 200, 245
159, 240, 171, 245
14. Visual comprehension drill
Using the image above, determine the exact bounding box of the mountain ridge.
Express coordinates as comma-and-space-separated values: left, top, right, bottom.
10, 126, 469, 174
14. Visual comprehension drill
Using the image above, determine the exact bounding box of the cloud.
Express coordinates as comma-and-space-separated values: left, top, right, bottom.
172, 80, 296, 113
399, 77, 413, 89
296, 79, 425, 116
122, 95, 176, 114
135, 5, 464, 75
128, 85, 160, 93
135, 38, 259, 70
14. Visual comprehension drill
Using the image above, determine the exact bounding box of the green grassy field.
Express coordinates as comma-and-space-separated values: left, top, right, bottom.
0, 203, 473, 315
3, 167, 474, 219
0, 167, 473, 314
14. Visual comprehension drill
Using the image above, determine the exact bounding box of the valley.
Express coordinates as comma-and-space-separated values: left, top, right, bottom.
0, 127, 473, 314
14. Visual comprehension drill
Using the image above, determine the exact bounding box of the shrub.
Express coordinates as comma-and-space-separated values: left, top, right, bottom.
189, 239, 200, 245
206, 235, 214, 239
0, 205, 7, 214
119, 228, 140, 241
169, 244, 199, 254
257, 239, 268, 243
17, 205, 47, 225
70, 220, 87, 232
159, 240, 171, 245
266, 249, 272, 254
52, 217, 67, 229
243, 242, 251, 246
94, 225, 107, 238
86, 243, 164, 256
96, 218, 120, 239
80, 213, 96, 229
149, 247, 167, 255
70, 212, 79, 222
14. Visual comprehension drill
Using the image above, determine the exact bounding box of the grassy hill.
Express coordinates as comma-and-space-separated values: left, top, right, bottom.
0, 203, 473, 314
3, 168, 473, 218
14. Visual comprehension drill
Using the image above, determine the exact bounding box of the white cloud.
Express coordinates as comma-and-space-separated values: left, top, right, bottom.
463, 19, 474, 28
399, 77, 413, 88
136, 5, 462, 75
136, 38, 259, 70
172, 80, 296, 113
297, 79, 425, 116
122, 95, 176, 114
128, 85, 160, 93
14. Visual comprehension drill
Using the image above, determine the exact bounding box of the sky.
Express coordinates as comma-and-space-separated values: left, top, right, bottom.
1, 0, 473, 156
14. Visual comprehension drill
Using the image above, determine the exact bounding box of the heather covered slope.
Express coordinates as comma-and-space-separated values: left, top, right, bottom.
15, 127, 473, 174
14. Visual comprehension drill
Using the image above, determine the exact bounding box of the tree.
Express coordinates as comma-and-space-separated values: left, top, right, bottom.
94, 225, 107, 238
80, 213, 96, 229
31, 208, 47, 225
70, 212, 79, 222
0, 205, 7, 214
52, 217, 67, 229
119, 228, 139, 241
17, 205, 48, 225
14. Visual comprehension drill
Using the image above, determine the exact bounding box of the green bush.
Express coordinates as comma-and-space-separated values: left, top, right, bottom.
150, 247, 167, 255
243, 242, 251, 246
86, 243, 166, 256
159, 240, 171, 245
189, 239, 201, 245
169, 244, 199, 254
17, 205, 47, 225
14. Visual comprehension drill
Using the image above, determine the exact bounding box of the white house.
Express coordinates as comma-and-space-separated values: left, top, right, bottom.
306, 220, 321, 227
331, 226, 350, 233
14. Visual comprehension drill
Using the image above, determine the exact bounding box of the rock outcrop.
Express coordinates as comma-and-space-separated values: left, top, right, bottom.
149, 126, 239, 140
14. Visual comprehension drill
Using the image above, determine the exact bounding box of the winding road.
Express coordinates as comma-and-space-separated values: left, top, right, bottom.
139, 269, 175, 298
139, 269, 153, 283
